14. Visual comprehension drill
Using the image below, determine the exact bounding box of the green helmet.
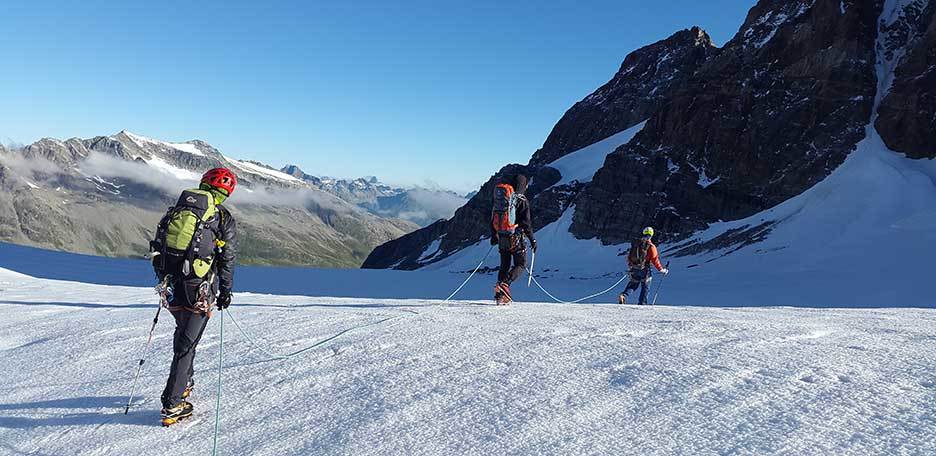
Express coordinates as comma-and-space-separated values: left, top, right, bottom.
642, 227, 654, 237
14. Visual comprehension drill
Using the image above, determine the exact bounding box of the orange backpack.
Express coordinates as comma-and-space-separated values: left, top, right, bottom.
492, 183, 518, 235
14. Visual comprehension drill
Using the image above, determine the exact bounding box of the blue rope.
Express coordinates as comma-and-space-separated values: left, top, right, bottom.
226, 309, 403, 361
211, 310, 224, 456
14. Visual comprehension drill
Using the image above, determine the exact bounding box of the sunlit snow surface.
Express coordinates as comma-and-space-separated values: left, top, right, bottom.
0, 267, 933, 455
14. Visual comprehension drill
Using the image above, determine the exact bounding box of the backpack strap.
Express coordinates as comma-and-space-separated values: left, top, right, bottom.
152, 206, 183, 273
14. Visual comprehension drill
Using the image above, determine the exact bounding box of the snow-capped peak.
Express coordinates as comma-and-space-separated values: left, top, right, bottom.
225, 157, 302, 183
119, 130, 205, 157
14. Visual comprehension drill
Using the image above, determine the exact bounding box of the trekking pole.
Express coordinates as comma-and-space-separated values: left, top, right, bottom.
527, 249, 536, 287
124, 303, 163, 414
651, 261, 671, 306
211, 309, 225, 456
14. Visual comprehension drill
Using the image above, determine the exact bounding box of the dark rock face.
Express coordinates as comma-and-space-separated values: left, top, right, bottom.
876, 1, 936, 158
530, 27, 717, 166
23, 138, 90, 167
362, 219, 448, 270
571, 0, 880, 244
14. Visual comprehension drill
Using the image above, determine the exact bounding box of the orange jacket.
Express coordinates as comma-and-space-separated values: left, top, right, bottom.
628, 240, 664, 272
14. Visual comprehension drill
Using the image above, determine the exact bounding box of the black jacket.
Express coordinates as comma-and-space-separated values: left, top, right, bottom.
214, 205, 237, 295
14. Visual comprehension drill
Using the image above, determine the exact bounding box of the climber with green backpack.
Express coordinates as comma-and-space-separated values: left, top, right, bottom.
149, 167, 238, 426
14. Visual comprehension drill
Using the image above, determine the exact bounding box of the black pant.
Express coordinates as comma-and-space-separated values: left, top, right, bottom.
161, 310, 210, 408
497, 248, 527, 284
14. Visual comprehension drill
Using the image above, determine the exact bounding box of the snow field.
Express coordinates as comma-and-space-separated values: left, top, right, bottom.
545, 121, 646, 188
0, 269, 933, 455
123, 131, 205, 157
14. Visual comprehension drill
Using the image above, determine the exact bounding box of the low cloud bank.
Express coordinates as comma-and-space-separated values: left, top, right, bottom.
2, 149, 362, 216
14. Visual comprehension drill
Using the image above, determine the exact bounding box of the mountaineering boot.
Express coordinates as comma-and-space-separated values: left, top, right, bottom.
181, 384, 193, 400
618, 293, 626, 305
495, 282, 512, 305
160, 401, 194, 426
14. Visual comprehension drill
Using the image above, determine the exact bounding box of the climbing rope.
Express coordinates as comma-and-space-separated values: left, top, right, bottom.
526, 268, 630, 304
435, 243, 628, 305
442, 245, 495, 302
226, 307, 405, 362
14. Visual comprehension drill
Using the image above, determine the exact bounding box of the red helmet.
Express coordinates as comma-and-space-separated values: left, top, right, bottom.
201, 168, 237, 195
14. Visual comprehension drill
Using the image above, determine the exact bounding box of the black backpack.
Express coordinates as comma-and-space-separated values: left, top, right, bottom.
628, 238, 651, 269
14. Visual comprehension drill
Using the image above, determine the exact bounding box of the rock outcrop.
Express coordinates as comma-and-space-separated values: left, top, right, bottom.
876, 0, 936, 158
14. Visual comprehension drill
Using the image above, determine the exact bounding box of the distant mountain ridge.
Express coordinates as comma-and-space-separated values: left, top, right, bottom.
0, 130, 427, 267
280, 165, 467, 227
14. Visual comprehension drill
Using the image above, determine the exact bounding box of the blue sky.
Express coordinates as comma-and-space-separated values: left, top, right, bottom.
1, 0, 754, 193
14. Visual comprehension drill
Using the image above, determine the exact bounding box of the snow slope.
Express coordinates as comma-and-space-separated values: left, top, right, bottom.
0, 267, 933, 455
143, 155, 202, 180
546, 121, 646, 188
226, 157, 302, 183
123, 131, 205, 156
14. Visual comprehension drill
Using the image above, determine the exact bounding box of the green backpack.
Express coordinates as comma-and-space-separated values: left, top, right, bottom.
151, 188, 221, 279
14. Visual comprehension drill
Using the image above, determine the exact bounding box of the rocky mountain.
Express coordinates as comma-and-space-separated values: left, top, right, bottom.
530, 26, 718, 166
364, 0, 935, 270
0, 131, 418, 267
875, 0, 935, 158
280, 165, 467, 227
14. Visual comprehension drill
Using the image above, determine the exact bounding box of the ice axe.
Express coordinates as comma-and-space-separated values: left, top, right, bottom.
651, 261, 671, 306
527, 249, 536, 287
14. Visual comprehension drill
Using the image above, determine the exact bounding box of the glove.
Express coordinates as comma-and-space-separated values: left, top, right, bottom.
660, 268, 669, 275
490, 235, 498, 246
529, 238, 537, 253
216, 291, 232, 310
